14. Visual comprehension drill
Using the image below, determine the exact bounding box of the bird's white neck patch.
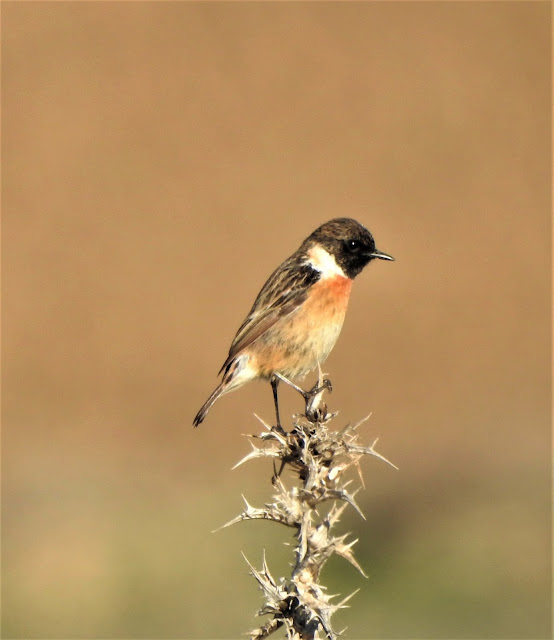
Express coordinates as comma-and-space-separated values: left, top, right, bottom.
306, 245, 347, 279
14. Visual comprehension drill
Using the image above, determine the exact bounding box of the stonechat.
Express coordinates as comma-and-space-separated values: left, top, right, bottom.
193, 218, 393, 428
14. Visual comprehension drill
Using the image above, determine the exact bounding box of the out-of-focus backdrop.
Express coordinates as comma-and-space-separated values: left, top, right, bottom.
2, 2, 551, 638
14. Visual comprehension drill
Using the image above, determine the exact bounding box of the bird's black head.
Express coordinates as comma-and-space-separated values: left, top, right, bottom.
303, 218, 394, 279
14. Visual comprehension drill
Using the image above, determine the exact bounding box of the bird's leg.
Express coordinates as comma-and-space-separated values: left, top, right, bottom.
270, 375, 286, 433
272, 372, 332, 423
272, 372, 309, 399
304, 364, 332, 423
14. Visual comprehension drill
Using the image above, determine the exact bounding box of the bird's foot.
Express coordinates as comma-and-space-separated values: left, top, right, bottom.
271, 423, 287, 436
270, 371, 333, 425
304, 377, 332, 423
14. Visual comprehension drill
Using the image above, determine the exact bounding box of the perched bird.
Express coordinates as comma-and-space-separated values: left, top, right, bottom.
193, 218, 393, 428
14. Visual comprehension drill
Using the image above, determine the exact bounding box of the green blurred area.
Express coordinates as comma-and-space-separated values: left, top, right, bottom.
2, 2, 551, 638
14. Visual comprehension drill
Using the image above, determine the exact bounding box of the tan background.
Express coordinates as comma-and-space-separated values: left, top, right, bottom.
2, 2, 551, 638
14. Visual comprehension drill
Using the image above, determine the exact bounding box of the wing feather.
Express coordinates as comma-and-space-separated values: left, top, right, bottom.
218, 256, 319, 374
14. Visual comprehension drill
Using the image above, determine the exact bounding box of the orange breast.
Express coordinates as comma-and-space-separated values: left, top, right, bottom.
305, 274, 353, 316
250, 274, 353, 379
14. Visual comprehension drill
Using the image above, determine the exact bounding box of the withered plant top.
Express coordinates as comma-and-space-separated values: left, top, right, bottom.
220, 380, 396, 640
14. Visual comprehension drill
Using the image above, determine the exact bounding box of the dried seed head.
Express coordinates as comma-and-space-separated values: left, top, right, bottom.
226, 384, 395, 639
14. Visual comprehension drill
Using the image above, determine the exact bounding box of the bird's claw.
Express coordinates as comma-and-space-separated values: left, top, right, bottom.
304, 377, 332, 424
271, 423, 287, 436
305, 377, 332, 398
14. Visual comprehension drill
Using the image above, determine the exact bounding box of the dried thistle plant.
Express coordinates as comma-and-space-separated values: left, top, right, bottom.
219, 375, 397, 640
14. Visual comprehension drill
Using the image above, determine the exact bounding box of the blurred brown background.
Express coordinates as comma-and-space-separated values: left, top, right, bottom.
2, 2, 551, 638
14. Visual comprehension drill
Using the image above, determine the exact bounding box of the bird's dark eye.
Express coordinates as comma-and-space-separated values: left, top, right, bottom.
346, 239, 361, 253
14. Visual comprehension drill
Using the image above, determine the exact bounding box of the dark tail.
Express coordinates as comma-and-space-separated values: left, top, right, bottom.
193, 383, 225, 427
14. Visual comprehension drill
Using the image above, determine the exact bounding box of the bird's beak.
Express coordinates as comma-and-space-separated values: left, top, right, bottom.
370, 249, 395, 261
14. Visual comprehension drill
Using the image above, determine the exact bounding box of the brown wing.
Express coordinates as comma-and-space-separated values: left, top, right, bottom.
218, 256, 319, 374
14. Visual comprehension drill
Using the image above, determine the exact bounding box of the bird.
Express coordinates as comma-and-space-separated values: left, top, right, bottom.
193, 218, 394, 428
